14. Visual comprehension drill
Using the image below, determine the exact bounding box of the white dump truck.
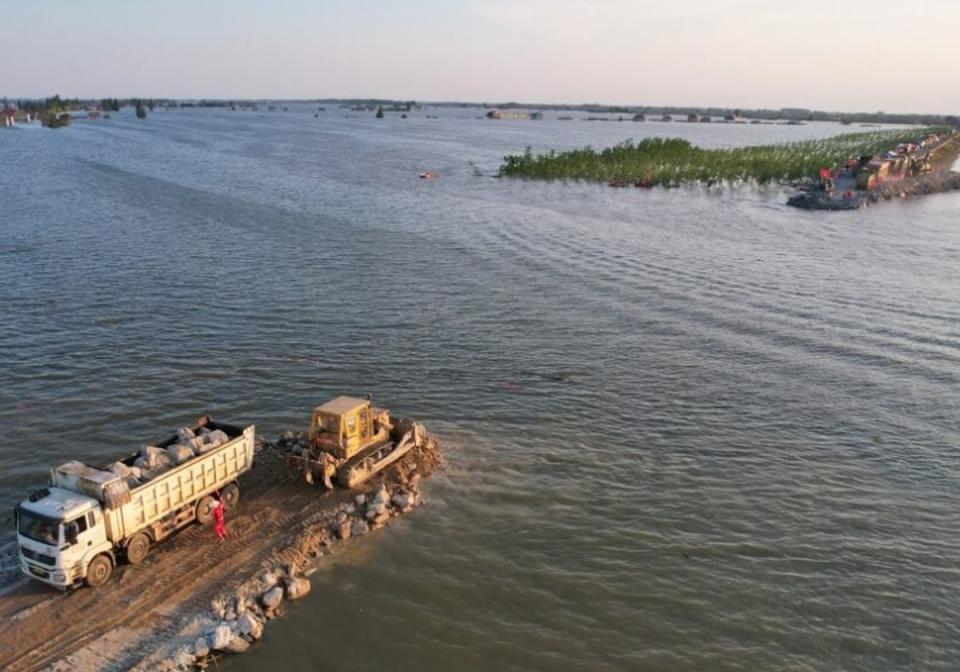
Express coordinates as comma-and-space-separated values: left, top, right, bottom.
15, 416, 255, 589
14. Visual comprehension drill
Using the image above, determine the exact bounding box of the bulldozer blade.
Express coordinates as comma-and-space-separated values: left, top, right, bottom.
286, 454, 306, 481
338, 432, 416, 489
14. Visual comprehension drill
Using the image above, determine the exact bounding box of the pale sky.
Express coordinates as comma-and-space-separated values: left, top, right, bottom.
3, 0, 959, 113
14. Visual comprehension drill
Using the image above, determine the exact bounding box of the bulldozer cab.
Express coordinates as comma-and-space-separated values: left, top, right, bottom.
309, 396, 376, 460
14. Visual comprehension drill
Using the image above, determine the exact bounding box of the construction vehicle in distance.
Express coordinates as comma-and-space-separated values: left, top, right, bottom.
16, 417, 255, 589
286, 395, 423, 489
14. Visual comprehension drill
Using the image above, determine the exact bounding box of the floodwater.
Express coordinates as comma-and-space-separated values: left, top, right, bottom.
2, 108, 960, 671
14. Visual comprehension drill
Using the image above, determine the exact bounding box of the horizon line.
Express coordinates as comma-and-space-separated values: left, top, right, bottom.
4, 95, 957, 119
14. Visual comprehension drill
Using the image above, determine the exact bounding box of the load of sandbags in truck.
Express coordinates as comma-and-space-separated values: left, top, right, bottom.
97, 424, 234, 487
164, 426, 231, 464
165, 426, 202, 463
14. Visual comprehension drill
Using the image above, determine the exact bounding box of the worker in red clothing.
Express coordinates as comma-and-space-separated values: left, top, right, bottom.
213, 493, 227, 543
819, 167, 834, 193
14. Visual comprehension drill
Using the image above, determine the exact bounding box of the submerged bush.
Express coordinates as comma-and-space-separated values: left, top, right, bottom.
499, 128, 948, 186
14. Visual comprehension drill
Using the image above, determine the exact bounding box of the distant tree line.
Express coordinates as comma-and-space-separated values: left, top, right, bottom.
484, 102, 960, 127
7, 95, 172, 113
5, 95, 956, 128
312, 99, 958, 127
179, 100, 235, 108
15, 95, 81, 114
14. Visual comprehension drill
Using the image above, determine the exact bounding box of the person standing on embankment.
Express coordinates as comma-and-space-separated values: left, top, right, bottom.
213, 494, 227, 543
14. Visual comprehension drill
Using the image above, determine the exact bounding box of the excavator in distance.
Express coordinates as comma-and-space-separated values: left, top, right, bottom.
286, 395, 423, 489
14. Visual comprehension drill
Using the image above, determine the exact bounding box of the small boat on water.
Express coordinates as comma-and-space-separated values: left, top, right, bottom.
419, 171, 436, 179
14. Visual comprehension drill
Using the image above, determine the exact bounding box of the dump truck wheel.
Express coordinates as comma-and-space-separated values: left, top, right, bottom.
222, 483, 240, 510
85, 554, 113, 588
196, 495, 216, 525
126, 532, 150, 565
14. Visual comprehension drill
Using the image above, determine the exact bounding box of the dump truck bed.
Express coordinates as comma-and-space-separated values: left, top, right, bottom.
51, 421, 255, 544
104, 423, 255, 542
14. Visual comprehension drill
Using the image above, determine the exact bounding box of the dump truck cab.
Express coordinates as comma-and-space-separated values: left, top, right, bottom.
16, 487, 113, 589
309, 396, 390, 460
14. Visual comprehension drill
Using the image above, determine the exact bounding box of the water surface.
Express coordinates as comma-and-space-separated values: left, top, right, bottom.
1, 108, 959, 671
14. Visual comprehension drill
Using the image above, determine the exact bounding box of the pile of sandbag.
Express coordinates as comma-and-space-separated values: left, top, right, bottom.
174, 426, 229, 457
108, 426, 232, 486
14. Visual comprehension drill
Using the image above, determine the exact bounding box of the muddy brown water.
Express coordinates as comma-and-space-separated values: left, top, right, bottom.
2, 109, 960, 671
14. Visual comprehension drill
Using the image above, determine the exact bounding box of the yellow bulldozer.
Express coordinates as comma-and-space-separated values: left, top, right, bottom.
286, 395, 422, 489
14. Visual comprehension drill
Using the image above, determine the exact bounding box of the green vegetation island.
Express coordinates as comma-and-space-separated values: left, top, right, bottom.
497, 128, 953, 187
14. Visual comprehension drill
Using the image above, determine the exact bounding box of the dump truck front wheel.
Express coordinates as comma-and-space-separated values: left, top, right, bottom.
222, 483, 240, 510
85, 554, 113, 588
126, 532, 150, 565
196, 495, 216, 525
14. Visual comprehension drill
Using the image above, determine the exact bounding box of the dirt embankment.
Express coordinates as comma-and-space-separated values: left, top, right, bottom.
0, 432, 443, 672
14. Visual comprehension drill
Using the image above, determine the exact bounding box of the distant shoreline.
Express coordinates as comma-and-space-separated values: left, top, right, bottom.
4, 95, 959, 128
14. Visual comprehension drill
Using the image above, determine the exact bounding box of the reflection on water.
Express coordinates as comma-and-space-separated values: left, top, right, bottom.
2, 108, 960, 671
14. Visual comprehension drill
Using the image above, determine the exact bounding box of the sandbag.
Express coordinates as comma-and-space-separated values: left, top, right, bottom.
166, 444, 195, 464
108, 461, 132, 478
139, 464, 172, 482
210, 429, 229, 445
193, 429, 230, 454
108, 461, 142, 488
135, 445, 172, 470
